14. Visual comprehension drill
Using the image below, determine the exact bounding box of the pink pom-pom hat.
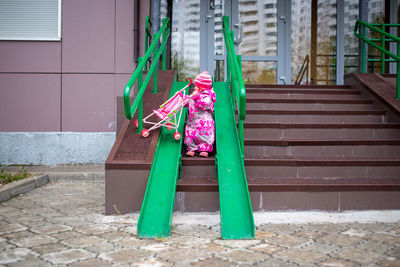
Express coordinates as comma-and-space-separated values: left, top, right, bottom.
194, 71, 212, 91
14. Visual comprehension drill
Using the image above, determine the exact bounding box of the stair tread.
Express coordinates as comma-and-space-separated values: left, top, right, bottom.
243, 122, 400, 128
244, 109, 386, 115
176, 176, 400, 192
244, 157, 400, 166
244, 138, 400, 145
246, 88, 360, 94
246, 98, 372, 104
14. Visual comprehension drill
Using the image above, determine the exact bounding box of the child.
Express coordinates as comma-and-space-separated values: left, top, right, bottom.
184, 71, 216, 157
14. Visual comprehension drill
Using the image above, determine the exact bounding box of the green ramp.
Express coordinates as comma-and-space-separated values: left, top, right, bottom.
214, 82, 255, 239
137, 81, 187, 238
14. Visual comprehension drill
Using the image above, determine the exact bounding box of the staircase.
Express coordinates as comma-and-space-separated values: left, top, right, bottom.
177, 81, 400, 211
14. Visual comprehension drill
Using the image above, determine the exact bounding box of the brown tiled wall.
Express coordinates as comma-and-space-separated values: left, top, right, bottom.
0, 0, 149, 132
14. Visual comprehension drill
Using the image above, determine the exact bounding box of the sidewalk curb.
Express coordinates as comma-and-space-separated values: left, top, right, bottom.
0, 172, 105, 203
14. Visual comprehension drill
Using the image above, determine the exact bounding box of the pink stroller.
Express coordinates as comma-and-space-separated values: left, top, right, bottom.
134, 78, 193, 140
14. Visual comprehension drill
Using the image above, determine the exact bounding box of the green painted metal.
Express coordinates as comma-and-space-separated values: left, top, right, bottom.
354, 20, 400, 99
222, 16, 246, 154
137, 81, 188, 238
123, 17, 170, 124
214, 82, 255, 239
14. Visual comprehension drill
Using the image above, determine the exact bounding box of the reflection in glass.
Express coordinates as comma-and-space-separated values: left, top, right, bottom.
344, 0, 359, 75
171, 0, 200, 81
367, 0, 386, 73
242, 61, 277, 84
291, 0, 311, 84
315, 0, 337, 85
239, 0, 277, 57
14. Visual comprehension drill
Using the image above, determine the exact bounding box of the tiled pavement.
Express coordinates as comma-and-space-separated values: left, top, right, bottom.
0, 181, 400, 266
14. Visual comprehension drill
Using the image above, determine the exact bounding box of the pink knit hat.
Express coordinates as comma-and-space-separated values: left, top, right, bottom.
194, 71, 212, 91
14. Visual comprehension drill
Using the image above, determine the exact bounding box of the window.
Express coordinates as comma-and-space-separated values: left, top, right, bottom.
0, 0, 61, 41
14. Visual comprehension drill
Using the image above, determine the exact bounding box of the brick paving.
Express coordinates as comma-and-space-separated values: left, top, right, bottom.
0, 181, 399, 266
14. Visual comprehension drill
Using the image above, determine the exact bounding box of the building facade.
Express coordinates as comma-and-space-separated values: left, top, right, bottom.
0, 0, 397, 165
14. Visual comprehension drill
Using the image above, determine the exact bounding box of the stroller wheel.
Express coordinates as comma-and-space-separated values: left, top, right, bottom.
173, 132, 181, 140
141, 129, 150, 138
166, 123, 173, 131
134, 119, 139, 128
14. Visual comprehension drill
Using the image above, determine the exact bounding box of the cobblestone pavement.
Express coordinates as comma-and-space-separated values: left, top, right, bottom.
0, 181, 399, 266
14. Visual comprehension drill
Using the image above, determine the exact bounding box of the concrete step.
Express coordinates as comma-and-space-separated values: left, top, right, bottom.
181, 157, 214, 179
247, 102, 377, 111
246, 92, 364, 100
176, 176, 400, 192
243, 123, 400, 139
244, 139, 400, 158
244, 158, 400, 179
243, 110, 385, 124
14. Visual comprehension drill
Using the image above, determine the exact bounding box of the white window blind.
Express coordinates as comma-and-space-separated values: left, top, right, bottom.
0, 0, 61, 41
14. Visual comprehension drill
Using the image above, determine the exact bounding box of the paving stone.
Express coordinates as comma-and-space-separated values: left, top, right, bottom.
264, 233, 311, 248
50, 230, 83, 241
201, 243, 228, 253
0, 224, 27, 234
110, 236, 150, 248
368, 233, 400, 245
275, 248, 327, 265
254, 230, 277, 240
9, 235, 57, 248
356, 239, 394, 253
317, 258, 361, 267
214, 239, 261, 249
157, 247, 209, 263
376, 257, 400, 267
42, 249, 95, 265
294, 230, 323, 240
300, 242, 339, 254
69, 258, 113, 267
119, 225, 137, 235
172, 224, 219, 239
332, 247, 382, 265
190, 257, 232, 267
99, 248, 153, 264
0, 248, 37, 264
386, 246, 400, 257
131, 257, 173, 267
316, 233, 362, 247
1, 230, 35, 240
217, 248, 268, 263
85, 241, 116, 254
75, 224, 118, 235
140, 242, 171, 252
31, 243, 68, 254
250, 243, 285, 255
258, 224, 303, 234
6, 256, 51, 267
61, 236, 107, 248
166, 236, 211, 248
30, 224, 73, 235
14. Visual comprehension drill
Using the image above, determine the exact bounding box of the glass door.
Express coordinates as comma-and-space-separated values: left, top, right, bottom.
171, 0, 292, 84
234, 0, 291, 84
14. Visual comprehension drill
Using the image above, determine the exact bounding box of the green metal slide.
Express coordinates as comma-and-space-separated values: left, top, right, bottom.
137, 81, 187, 238
214, 82, 255, 239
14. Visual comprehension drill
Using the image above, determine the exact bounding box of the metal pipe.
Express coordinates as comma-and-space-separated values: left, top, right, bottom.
133, 0, 139, 63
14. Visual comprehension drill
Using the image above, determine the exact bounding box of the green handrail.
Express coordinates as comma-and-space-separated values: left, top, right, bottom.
222, 16, 246, 154
123, 17, 170, 134
354, 20, 400, 99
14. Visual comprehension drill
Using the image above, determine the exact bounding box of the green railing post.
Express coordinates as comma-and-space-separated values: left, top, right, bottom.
123, 17, 170, 122
382, 24, 386, 73
354, 20, 400, 99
